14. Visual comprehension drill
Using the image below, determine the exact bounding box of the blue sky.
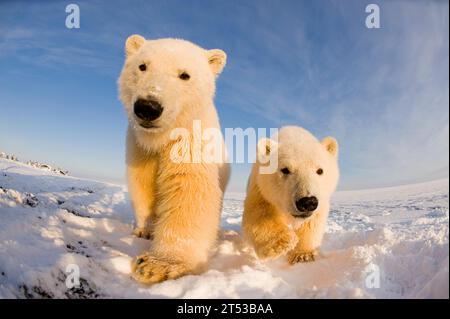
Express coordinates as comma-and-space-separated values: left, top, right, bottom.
0, 0, 448, 192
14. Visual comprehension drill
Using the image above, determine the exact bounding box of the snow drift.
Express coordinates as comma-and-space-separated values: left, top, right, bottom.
0, 158, 448, 298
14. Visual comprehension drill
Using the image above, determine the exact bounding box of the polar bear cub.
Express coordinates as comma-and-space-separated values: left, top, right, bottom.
242, 126, 339, 263
118, 35, 229, 283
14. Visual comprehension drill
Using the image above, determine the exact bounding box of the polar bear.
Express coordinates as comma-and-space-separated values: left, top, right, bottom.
242, 126, 339, 263
118, 35, 230, 283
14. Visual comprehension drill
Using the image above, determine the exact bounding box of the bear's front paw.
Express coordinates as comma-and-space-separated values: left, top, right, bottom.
131, 253, 189, 284
288, 249, 318, 264
133, 227, 153, 240
256, 231, 298, 260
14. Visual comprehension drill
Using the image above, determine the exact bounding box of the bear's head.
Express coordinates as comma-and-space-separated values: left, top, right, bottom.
118, 35, 226, 150
255, 126, 339, 220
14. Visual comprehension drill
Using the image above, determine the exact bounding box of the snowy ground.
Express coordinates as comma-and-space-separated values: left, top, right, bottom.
0, 157, 448, 298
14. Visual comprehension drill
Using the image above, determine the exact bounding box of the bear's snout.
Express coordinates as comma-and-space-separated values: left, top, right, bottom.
134, 98, 164, 124
295, 196, 318, 216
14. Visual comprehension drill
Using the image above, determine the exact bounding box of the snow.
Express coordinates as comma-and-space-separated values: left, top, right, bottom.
0, 157, 448, 298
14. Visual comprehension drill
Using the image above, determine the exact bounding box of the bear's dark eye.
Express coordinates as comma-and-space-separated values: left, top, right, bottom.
281, 167, 290, 175
139, 64, 147, 71
317, 168, 324, 175
179, 72, 190, 80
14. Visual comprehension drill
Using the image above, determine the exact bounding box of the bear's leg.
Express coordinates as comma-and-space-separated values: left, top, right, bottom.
126, 131, 158, 240
244, 213, 298, 260
127, 164, 157, 239
243, 193, 298, 260
128, 185, 154, 239
288, 210, 328, 264
131, 164, 222, 284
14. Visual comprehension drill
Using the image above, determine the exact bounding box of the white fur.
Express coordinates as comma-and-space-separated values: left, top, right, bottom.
243, 126, 339, 262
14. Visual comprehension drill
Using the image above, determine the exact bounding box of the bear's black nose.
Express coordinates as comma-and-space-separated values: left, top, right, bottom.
134, 98, 163, 122
296, 196, 318, 213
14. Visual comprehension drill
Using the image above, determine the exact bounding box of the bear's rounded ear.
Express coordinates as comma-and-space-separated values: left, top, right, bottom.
322, 137, 338, 157
257, 137, 278, 159
125, 34, 145, 56
206, 49, 227, 75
